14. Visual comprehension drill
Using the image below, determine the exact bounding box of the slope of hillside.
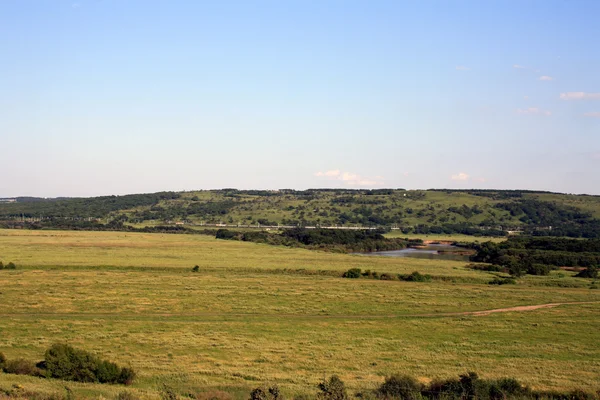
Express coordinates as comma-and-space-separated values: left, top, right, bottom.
1, 189, 600, 237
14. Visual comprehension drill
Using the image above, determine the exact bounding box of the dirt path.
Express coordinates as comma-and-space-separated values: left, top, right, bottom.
432, 301, 598, 317
1, 301, 598, 320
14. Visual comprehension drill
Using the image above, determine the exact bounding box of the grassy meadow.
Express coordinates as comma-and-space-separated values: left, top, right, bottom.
1, 229, 599, 399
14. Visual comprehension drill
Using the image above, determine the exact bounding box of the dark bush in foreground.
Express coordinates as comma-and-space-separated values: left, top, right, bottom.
42, 343, 135, 385
0, 261, 17, 270
427, 372, 531, 400
377, 375, 422, 400
0, 352, 6, 369
342, 268, 362, 278
317, 376, 348, 400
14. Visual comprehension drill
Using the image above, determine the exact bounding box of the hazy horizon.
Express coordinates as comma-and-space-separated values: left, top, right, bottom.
2, 0, 599, 197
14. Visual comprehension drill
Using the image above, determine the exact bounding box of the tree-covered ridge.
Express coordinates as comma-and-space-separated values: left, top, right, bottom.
1, 189, 600, 237
0, 192, 180, 218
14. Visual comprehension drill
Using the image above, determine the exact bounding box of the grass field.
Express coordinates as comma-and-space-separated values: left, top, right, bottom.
1, 229, 599, 399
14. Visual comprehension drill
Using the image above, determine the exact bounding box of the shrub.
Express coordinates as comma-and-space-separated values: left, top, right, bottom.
527, 263, 553, 276
488, 277, 516, 285
379, 273, 396, 281
400, 271, 432, 282
466, 263, 504, 272
6, 262, 16, 270
317, 375, 348, 400
377, 374, 422, 400
192, 265, 200, 272
249, 385, 281, 400
576, 265, 599, 279
43, 343, 135, 385
342, 268, 361, 279
0, 261, 4, 270
362, 270, 379, 279
0, 352, 6, 369
3, 358, 43, 376
118, 367, 137, 385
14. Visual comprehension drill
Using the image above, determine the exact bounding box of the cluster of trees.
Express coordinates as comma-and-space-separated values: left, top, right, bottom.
0, 344, 135, 385
496, 200, 600, 238
408, 223, 506, 237
470, 237, 600, 277
215, 228, 421, 253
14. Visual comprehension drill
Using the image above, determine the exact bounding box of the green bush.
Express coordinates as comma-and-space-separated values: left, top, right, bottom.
400, 271, 432, 282
192, 265, 200, 272
377, 374, 422, 400
379, 273, 396, 281
342, 268, 361, 278
6, 262, 16, 269
0, 352, 6, 369
317, 375, 348, 400
0, 261, 4, 270
527, 263, 553, 276
44, 343, 135, 385
3, 358, 43, 376
488, 277, 517, 285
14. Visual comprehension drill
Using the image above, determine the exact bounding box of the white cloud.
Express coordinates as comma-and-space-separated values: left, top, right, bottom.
451, 172, 470, 181
314, 170, 384, 187
314, 170, 340, 178
513, 64, 527, 69
524, 95, 529, 100
516, 107, 552, 116
560, 92, 600, 100
539, 76, 554, 81
455, 66, 470, 71
584, 112, 600, 118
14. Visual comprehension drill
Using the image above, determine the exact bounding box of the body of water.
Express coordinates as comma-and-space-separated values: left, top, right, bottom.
357, 244, 471, 262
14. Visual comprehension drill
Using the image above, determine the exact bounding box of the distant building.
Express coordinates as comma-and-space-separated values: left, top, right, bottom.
0, 198, 17, 203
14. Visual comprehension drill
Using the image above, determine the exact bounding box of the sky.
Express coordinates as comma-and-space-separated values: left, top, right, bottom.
1, 0, 599, 197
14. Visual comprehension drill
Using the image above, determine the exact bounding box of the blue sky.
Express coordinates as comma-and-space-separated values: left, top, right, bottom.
1, 0, 599, 196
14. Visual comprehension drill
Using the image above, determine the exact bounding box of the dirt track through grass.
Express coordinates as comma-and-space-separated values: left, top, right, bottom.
2, 301, 597, 320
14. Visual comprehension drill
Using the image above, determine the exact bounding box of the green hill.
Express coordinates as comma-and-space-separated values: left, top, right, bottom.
2, 189, 600, 237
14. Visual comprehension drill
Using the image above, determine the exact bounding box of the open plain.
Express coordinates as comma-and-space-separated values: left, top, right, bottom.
1, 229, 599, 399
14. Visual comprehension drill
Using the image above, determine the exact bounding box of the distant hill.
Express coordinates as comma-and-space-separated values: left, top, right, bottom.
1, 189, 600, 238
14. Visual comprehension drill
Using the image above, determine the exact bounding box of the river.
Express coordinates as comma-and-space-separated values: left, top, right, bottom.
356, 244, 471, 262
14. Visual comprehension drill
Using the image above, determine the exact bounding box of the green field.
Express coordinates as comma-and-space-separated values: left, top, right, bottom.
1, 229, 599, 399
